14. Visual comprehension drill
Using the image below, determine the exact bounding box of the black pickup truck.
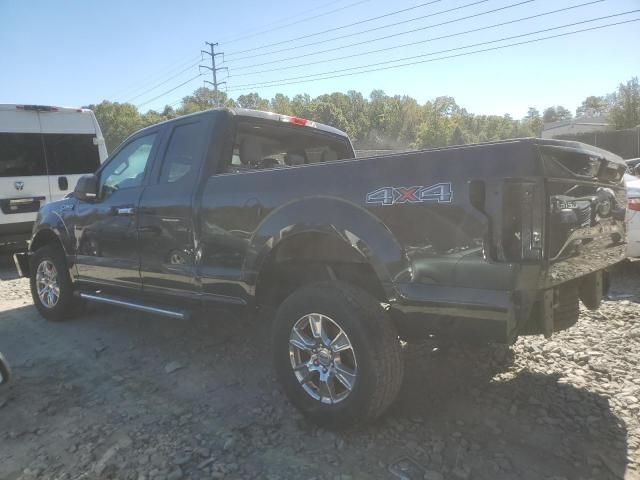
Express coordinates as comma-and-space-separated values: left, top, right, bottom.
14, 108, 627, 426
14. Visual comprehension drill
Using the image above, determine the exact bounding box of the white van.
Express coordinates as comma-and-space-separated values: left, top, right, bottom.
0, 104, 108, 250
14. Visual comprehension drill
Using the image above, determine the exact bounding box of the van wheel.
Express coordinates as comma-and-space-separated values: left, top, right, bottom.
272, 281, 403, 428
30, 245, 79, 321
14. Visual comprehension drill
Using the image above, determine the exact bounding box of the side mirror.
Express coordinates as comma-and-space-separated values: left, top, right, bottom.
0, 352, 10, 385
74, 174, 99, 201
634, 164, 640, 177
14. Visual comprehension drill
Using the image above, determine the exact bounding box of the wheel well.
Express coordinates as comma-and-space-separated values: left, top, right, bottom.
255, 232, 387, 307
30, 229, 64, 254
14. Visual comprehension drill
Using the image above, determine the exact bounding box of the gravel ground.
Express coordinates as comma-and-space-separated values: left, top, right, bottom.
0, 256, 639, 480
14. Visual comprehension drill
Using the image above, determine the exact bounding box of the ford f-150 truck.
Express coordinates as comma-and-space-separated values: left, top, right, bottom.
14, 108, 628, 426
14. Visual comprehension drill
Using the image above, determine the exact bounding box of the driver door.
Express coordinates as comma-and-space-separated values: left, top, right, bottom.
73, 128, 162, 289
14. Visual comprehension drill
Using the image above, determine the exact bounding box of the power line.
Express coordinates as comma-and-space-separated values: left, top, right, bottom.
230, 12, 638, 89
225, 0, 531, 66
136, 73, 204, 109
123, 59, 202, 103
110, 54, 202, 100
224, 15, 639, 93
224, 0, 444, 57
219, 0, 371, 46
217, 0, 347, 43
231, 0, 602, 78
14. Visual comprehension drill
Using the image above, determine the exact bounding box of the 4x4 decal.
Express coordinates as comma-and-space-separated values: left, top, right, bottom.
366, 182, 453, 205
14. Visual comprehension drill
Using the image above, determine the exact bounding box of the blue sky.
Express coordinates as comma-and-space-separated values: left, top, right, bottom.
1, 0, 638, 118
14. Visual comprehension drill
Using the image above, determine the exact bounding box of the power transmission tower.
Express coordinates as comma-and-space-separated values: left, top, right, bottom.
200, 42, 228, 107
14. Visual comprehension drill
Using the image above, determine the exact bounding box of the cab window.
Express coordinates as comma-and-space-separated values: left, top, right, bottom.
99, 133, 157, 199
223, 120, 352, 174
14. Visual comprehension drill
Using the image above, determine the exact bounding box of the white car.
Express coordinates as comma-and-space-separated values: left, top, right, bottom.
625, 173, 640, 258
0, 104, 107, 251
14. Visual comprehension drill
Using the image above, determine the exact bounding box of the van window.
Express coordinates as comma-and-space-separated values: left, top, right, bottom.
43, 134, 100, 175
0, 132, 47, 177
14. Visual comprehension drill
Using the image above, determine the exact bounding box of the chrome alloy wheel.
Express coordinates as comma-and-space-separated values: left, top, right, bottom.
36, 260, 60, 309
289, 313, 358, 404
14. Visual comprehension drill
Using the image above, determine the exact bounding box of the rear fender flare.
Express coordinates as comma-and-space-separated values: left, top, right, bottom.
244, 196, 408, 299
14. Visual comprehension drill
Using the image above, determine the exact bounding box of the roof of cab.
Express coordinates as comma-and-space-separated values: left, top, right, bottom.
227, 107, 348, 137
134, 107, 349, 139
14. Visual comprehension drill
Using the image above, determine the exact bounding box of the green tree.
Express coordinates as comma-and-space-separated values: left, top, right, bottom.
270, 93, 293, 115
576, 96, 610, 118
236, 93, 269, 110
523, 107, 543, 137
543, 106, 573, 123
141, 110, 167, 127
290, 94, 312, 116
609, 76, 640, 129
295, 100, 350, 135
90, 101, 143, 152
177, 87, 235, 114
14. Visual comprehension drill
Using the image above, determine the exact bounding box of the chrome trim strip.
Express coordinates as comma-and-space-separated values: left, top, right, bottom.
78, 293, 188, 319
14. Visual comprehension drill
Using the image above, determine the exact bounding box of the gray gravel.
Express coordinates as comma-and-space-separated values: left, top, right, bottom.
0, 256, 639, 479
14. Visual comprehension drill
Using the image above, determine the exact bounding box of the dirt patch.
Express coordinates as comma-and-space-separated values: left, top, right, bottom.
1, 256, 639, 479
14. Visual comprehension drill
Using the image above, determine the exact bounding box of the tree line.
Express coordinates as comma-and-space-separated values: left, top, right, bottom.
88, 76, 639, 153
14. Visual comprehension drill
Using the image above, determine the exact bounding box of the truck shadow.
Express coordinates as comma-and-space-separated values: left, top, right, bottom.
0, 300, 632, 480
608, 260, 640, 305
390, 341, 630, 479
0, 255, 20, 281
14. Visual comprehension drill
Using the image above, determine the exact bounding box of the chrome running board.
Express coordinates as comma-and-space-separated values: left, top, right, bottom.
78, 292, 189, 320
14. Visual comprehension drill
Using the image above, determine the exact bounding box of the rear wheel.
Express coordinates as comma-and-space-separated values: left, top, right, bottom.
30, 245, 79, 321
272, 281, 403, 428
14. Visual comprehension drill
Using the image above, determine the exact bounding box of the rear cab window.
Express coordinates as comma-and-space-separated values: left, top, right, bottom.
224, 117, 353, 174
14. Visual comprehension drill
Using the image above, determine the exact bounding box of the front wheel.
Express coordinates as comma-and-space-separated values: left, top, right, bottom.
272, 281, 403, 428
30, 245, 79, 321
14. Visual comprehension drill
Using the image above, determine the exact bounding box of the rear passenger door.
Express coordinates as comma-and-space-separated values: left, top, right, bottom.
137, 116, 211, 295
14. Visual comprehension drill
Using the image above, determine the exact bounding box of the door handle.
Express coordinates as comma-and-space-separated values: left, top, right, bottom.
58, 176, 68, 191
115, 207, 135, 216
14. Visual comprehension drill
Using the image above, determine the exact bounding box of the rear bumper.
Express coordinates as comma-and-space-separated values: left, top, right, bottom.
390, 283, 515, 343
390, 268, 607, 344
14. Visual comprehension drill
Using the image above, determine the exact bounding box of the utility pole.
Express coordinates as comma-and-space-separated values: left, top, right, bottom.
200, 42, 228, 107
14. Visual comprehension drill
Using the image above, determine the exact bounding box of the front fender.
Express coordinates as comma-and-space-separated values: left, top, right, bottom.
244, 196, 408, 300
30, 208, 74, 257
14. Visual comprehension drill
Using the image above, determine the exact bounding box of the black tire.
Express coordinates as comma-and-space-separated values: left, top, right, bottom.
30, 244, 79, 321
272, 281, 403, 428
0, 352, 11, 385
